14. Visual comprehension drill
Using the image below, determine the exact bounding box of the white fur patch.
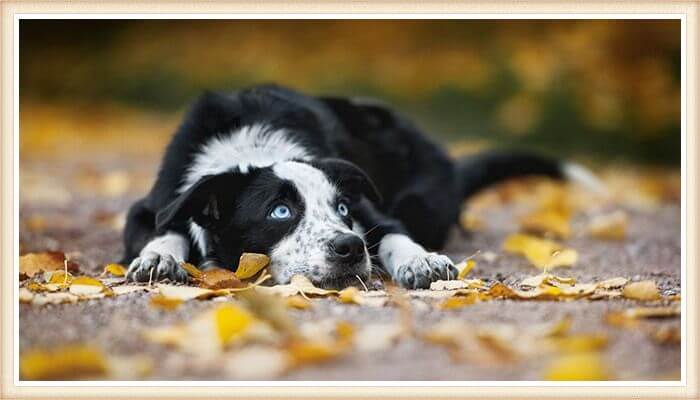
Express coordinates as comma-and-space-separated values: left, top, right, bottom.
180, 124, 311, 255
268, 161, 370, 284
378, 233, 427, 275
140, 231, 189, 262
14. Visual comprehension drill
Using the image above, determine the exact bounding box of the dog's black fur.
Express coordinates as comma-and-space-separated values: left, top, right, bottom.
122, 84, 573, 288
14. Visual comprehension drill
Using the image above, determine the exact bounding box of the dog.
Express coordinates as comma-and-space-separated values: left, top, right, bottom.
121, 84, 602, 289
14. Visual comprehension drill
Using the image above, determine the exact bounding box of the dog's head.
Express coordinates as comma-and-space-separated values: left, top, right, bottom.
155, 158, 380, 288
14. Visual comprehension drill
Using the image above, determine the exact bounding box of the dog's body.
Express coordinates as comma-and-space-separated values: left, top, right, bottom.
122, 84, 600, 288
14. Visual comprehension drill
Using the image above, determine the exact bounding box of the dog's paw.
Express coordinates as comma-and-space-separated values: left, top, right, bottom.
126, 252, 188, 283
394, 253, 458, 289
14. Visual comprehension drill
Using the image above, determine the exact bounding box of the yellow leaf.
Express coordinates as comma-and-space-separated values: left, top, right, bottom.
181, 262, 202, 279
488, 282, 515, 298
287, 341, 341, 366
149, 294, 183, 310
546, 334, 608, 353
285, 295, 312, 310
544, 352, 610, 380
588, 211, 628, 240
47, 270, 73, 285
502, 233, 577, 270
597, 277, 629, 289
459, 209, 485, 231
234, 253, 270, 279
457, 259, 476, 280
622, 281, 661, 301
255, 275, 338, 298
69, 276, 108, 296
520, 208, 571, 239
215, 304, 255, 346
103, 263, 126, 277
20, 345, 107, 380
439, 291, 479, 309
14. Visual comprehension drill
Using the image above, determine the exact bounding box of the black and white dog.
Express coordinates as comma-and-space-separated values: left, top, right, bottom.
122, 84, 600, 289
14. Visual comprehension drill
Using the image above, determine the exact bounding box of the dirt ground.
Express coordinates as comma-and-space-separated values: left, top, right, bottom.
18, 154, 682, 381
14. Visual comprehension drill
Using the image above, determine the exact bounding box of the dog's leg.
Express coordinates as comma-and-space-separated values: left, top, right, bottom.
126, 231, 190, 282
354, 199, 457, 289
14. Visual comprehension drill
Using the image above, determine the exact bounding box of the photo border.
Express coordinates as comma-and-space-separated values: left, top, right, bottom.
2, 1, 697, 398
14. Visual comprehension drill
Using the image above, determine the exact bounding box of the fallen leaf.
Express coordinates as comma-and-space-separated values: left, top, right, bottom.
69, 276, 108, 296
150, 294, 184, 310
20, 345, 108, 380
111, 285, 150, 296
200, 267, 244, 289
338, 287, 387, 307
430, 279, 486, 291
19, 251, 78, 280
156, 284, 218, 301
46, 270, 73, 285
225, 346, 289, 379
216, 303, 256, 345
456, 259, 476, 280
597, 277, 629, 289
30, 292, 79, 306
459, 209, 485, 231
285, 295, 312, 310
354, 323, 403, 352
623, 305, 680, 319
488, 282, 516, 298
256, 275, 338, 298
439, 291, 480, 309
502, 234, 577, 270
520, 208, 571, 239
234, 253, 270, 280
287, 341, 342, 366
19, 288, 34, 303
544, 352, 610, 380
102, 263, 127, 277
181, 263, 202, 279
545, 334, 608, 353
622, 281, 661, 301
106, 355, 154, 380
588, 211, 628, 240
651, 326, 681, 344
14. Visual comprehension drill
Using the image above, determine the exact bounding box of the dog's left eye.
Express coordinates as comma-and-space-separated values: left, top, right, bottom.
337, 202, 349, 217
269, 204, 292, 220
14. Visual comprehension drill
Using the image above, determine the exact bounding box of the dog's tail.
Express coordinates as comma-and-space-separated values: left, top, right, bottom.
456, 150, 606, 199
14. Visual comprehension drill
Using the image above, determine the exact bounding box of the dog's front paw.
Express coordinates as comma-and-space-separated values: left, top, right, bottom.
394, 253, 457, 289
126, 252, 188, 283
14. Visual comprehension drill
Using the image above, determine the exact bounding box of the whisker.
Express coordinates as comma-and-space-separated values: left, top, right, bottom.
355, 274, 369, 291
363, 224, 381, 236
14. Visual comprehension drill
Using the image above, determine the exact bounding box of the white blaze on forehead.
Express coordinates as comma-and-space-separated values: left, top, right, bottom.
272, 161, 338, 207
180, 124, 310, 194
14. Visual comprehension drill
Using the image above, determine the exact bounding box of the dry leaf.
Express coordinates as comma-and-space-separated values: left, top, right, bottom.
488, 282, 515, 298
19, 288, 34, 303
19, 251, 79, 279
597, 277, 629, 289
46, 270, 73, 285
225, 346, 289, 379
623, 306, 680, 319
102, 263, 127, 277
456, 259, 476, 280
622, 281, 661, 301
180, 262, 202, 279
354, 323, 403, 352
111, 285, 150, 296
430, 279, 486, 291
30, 292, 79, 306
544, 352, 610, 380
459, 209, 485, 231
545, 334, 608, 353
651, 326, 681, 344
234, 253, 270, 280
588, 211, 628, 240
20, 345, 108, 380
502, 234, 577, 269
200, 267, 244, 289
255, 275, 338, 298
156, 284, 217, 301
69, 276, 108, 296
520, 208, 571, 239
150, 294, 184, 310
338, 287, 388, 307
439, 291, 480, 309
285, 295, 312, 310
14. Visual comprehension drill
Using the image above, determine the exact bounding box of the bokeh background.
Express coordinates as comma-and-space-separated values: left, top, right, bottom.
20, 19, 680, 165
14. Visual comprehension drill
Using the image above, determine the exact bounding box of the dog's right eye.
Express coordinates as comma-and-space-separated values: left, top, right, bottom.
269, 204, 292, 220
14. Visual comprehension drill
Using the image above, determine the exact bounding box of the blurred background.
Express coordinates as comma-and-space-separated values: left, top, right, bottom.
20, 19, 680, 165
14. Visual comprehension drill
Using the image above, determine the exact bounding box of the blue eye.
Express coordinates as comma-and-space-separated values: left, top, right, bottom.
337, 202, 349, 217
270, 204, 292, 220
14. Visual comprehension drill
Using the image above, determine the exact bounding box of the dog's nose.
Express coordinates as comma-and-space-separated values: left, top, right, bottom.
329, 234, 365, 264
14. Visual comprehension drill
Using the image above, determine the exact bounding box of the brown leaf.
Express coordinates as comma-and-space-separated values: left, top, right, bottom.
502, 234, 577, 270
199, 267, 244, 289
181, 262, 203, 279
19, 251, 79, 280
255, 275, 338, 298
588, 211, 628, 240
622, 281, 661, 301
234, 253, 270, 280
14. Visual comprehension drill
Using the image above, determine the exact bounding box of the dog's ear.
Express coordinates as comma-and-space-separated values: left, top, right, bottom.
311, 158, 382, 204
155, 172, 253, 233
319, 96, 395, 134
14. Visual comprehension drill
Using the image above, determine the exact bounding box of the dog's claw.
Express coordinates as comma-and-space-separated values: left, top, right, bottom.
395, 253, 454, 289
127, 252, 188, 283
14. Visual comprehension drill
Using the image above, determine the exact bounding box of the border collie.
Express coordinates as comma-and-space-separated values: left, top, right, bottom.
121, 84, 601, 289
